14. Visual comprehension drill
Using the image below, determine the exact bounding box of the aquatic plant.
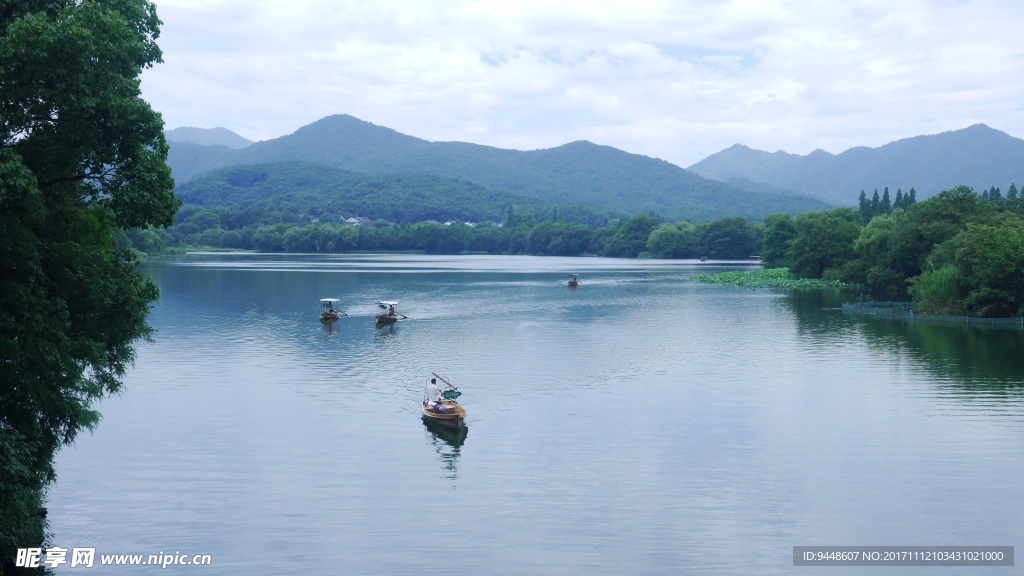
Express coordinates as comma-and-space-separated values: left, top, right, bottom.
691, 268, 852, 289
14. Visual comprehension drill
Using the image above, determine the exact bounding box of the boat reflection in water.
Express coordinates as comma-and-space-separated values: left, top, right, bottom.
373, 323, 398, 340
422, 416, 468, 448
320, 319, 340, 337
422, 417, 467, 481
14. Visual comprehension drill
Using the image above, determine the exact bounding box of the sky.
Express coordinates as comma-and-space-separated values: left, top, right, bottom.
142, 0, 1024, 168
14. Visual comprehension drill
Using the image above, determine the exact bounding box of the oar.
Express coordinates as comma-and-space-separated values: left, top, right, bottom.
432, 372, 457, 390
398, 313, 409, 319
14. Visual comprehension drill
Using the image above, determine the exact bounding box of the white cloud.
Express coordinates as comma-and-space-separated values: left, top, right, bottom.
144, 0, 1024, 166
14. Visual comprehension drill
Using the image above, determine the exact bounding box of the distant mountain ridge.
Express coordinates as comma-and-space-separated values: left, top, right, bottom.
165, 126, 254, 149
167, 114, 829, 221
688, 124, 1024, 204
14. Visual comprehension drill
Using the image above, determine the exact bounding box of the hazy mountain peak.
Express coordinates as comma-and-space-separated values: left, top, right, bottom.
301, 113, 393, 131
688, 123, 1024, 205
963, 122, 994, 132
164, 126, 253, 149
549, 140, 618, 153
279, 114, 425, 149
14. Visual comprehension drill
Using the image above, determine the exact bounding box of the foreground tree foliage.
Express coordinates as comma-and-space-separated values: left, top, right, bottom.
0, 0, 178, 567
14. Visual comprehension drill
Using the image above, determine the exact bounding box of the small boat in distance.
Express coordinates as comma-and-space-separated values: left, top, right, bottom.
422, 372, 467, 428
320, 298, 345, 322
376, 301, 401, 325
567, 273, 581, 287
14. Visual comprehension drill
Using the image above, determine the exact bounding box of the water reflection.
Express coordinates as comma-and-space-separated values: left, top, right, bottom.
858, 317, 1024, 392
320, 319, 341, 337
784, 288, 859, 339
422, 417, 468, 449
783, 290, 1024, 401
422, 417, 467, 483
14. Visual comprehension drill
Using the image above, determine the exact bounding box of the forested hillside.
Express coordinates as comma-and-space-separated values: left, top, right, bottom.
175, 162, 617, 225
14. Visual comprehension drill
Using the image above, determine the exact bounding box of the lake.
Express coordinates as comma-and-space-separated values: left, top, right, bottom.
49, 254, 1023, 574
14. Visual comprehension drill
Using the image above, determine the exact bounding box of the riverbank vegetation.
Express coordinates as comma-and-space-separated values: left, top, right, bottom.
126, 209, 769, 260
139, 181, 1024, 319
763, 185, 1024, 317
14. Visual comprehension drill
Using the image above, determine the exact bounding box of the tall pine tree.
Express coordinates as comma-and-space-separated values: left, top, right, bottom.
880, 187, 892, 214
858, 190, 871, 224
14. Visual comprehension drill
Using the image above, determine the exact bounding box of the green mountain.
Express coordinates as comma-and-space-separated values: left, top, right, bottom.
168, 114, 830, 221
688, 124, 1024, 204
176, 162, 615, 225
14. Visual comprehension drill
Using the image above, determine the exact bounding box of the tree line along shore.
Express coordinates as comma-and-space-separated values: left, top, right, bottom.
129, 183, 1024, 319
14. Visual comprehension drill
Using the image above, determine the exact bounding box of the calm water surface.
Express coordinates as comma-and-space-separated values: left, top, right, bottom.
49, 254, 1024, 574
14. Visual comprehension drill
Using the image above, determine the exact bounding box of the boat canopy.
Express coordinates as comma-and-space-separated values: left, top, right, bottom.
320, 298, 341, 304
377, 301, 399, 306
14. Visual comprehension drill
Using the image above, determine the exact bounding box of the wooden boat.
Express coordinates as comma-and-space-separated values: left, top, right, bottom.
320, 298, 345, 322
567, 273, 581, 287
376, 300, 400, 324
421, 400, 467, 428
422, 372, 466, 428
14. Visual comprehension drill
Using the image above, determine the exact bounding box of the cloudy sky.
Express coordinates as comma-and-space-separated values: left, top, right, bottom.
142, 0, 1024, 167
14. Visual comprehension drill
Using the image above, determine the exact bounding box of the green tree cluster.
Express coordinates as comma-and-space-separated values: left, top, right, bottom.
912, 219, 1024, 316
1, 0, 179, 566
858, 187, 917, 224
645, 217, 762, 259
766, 185, 1024, 316
788, 208, 863, 280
